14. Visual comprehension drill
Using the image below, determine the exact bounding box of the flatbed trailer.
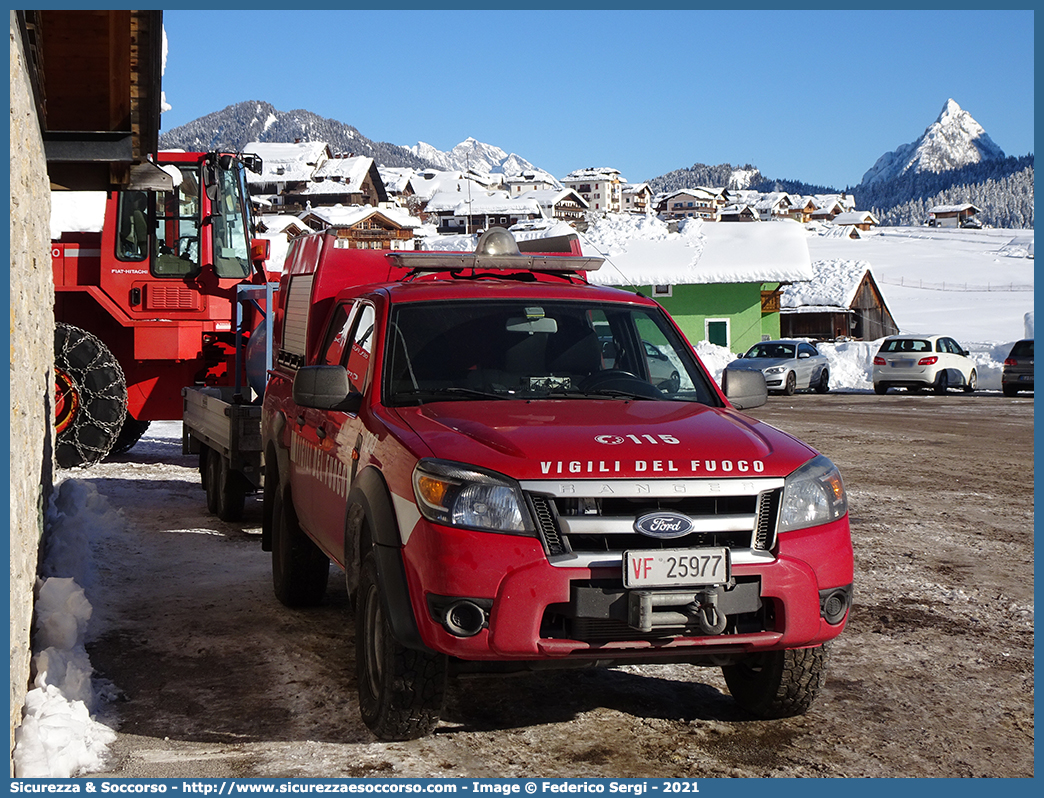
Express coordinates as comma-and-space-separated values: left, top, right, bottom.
182, 283, 275, 520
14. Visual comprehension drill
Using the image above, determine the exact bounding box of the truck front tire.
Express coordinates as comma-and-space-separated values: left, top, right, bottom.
54, 323, 128, 469
722, 646, 825, 719
356, 554, 446, 740
271, 483, 329, 607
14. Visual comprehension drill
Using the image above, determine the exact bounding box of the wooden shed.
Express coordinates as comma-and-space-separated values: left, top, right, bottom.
781, 263, 899, 341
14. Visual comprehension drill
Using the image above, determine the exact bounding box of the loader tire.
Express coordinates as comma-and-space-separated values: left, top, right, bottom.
110, 417, 151, 455
54, 324, 128, 469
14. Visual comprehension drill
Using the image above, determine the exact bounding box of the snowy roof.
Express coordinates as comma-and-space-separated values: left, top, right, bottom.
930, 203, 981, 213
754, 192, 792, 211
245, 140, 330, 184
583, 217, 813, 287
257, 214, 310, 234
313, 155, 373, 183
377, 167, 415, 194
564, 167, 624, 181
424, 189, 542, 216
833, 210, 879, 225
406, 170, 493, 202
663, 187, 719, 202
781, 259, 872, 310
504, 171, 555, 184
298, 204, 418, 229
523, 188, 590, 209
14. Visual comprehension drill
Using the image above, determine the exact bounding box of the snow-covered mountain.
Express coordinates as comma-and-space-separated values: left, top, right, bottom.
410, 137, 559, 185
859, 99, 1006, 187
159, 101, 437, 170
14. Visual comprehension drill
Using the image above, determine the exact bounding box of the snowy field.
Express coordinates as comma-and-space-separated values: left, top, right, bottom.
578, 218, 1034, 393
18, 215, 1034, 776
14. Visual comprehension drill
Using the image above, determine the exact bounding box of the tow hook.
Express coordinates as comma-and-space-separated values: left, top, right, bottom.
687, 587, 728, 635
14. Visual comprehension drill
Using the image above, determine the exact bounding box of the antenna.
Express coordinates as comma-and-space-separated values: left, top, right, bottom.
465, 154, 473, 236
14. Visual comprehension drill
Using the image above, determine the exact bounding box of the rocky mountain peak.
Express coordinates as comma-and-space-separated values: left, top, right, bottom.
859, 99, 1005, 187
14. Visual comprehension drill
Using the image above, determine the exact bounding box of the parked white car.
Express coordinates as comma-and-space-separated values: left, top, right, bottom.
726, 339, 830, 395
873, 335, 977, 394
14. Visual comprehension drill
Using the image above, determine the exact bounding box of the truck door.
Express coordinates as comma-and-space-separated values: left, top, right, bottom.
292, 301, 376, 562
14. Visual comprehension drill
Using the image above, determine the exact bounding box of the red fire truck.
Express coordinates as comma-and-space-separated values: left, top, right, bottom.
51, 151, 271, 468
257, 227, 854, 740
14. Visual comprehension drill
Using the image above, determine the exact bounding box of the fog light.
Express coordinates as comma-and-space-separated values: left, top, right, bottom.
819, 585, 853, 625
442, 600, 488, 637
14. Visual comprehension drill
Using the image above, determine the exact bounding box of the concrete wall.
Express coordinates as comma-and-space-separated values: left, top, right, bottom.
8, 11, 55, 765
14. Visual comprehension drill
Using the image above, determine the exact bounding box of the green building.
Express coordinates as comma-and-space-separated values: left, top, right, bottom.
588, 220, 812, 354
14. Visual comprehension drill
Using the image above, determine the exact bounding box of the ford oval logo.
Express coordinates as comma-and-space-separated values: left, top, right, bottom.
634, 511, 694, 539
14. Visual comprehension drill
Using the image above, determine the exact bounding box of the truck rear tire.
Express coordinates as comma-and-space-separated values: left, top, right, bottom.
203, 446, 248, 521
721, 646, 825, 719
271, 483, 329, 607
356, 554, 446, 740
54, 323, 128, 469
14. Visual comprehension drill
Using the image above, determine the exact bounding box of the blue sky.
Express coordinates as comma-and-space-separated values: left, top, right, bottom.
160, 8, 1034, 189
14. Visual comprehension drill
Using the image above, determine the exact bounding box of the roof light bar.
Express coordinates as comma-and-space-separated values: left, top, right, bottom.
387, 228, 603, 273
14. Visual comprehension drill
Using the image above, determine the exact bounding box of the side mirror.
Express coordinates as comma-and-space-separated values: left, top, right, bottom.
293, 365, 362, 413
241, 153, 263, 174
721, 368, 768, 410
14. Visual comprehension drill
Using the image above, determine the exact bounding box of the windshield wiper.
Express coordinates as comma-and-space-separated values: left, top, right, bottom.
394, 387, 511, 403
542, 386, 666, 401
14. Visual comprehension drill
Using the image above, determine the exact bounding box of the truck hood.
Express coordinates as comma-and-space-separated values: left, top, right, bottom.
393, 400, 817, 481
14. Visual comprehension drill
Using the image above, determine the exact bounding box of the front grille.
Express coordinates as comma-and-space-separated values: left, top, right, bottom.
521, 477, 784, 558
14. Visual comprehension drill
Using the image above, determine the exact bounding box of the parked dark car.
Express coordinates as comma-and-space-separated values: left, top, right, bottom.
1002, 339, 1033, 396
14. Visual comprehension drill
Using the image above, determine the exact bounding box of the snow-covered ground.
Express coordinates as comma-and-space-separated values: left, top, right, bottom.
18, 213, 1034, 776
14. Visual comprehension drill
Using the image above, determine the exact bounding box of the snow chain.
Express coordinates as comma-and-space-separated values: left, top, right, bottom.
54, 324, 128, 468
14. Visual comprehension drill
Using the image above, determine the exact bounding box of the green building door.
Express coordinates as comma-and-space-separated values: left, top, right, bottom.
706, 320, 729, 348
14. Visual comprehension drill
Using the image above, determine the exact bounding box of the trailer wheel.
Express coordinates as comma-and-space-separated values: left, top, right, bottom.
722, 646, 825, 719
203, 448, 221, 515
271, 483, 329, 607
54, 324, 128, 469
356, 554, 446, 740
203, 446, 248, 521
110, 417, 151, 455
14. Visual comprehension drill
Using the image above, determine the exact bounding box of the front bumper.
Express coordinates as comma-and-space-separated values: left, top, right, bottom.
399, 516, 853, 662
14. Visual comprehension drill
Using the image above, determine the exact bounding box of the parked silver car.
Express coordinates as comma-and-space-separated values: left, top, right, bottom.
726, 339, 830, 395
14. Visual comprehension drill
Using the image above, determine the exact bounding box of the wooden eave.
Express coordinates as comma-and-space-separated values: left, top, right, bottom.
22, 9, 164, 191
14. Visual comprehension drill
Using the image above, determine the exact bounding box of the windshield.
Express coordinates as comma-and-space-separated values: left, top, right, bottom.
211, 159, 253, 279
384, 300, 719, 406
745, 342, 795, 359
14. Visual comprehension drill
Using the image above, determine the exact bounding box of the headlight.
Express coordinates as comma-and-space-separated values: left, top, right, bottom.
764, 366, 787, 375
778, 455, 848, 533
412, 459, 535, 535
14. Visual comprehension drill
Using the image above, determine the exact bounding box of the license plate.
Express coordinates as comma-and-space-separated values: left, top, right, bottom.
623, 547, 730, 588
890, 360, 914, 368
1020, 375, 1033, 381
